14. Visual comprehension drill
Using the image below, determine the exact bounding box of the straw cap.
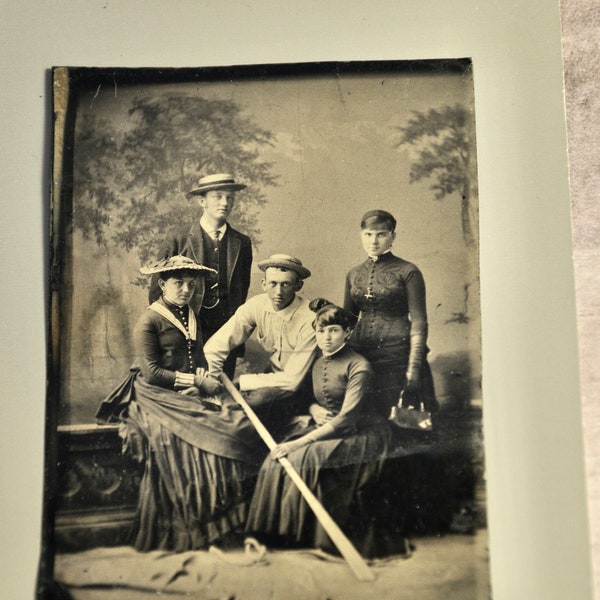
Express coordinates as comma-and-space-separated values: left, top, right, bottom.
257, 253, 311, 280
188, 173, 246, 196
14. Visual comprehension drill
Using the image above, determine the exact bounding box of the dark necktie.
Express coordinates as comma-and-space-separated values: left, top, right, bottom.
212, 230, 221, 253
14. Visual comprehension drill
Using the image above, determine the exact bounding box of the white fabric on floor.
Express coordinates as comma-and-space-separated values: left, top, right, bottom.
54, 531, 488, 599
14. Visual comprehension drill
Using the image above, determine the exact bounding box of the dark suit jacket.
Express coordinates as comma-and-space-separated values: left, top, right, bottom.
149, 222, 253, 319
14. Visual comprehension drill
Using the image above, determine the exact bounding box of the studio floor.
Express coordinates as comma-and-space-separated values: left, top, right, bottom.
50, 529, 489, 600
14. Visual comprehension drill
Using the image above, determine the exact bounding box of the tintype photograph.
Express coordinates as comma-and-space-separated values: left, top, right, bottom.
42, 61, 486, 598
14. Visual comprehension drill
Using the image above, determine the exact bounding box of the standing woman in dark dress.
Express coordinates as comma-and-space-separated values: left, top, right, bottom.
344, 210, 439, 545
96, 255, 263, 553
344, 209, 437, 418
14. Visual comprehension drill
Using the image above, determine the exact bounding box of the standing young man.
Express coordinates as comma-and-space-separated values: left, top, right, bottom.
150, 174, 252, 379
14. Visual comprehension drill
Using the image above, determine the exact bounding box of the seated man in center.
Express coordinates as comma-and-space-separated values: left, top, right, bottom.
203, 253, 318, 436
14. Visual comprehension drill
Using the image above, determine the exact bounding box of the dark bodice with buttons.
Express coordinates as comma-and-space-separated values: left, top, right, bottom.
345, 253, 425, 344
133, 298, 207, 389
344, 252, 428, 376
310, 346, 375, 434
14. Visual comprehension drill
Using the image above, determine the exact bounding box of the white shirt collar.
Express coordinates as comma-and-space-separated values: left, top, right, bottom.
200, 216, 228, 236
263, 294, 302, 320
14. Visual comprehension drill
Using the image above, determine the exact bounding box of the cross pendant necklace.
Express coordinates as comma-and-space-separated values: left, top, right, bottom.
364, 287, 374, 300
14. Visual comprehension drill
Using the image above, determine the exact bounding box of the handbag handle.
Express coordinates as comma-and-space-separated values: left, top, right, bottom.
398, 389, 426, 413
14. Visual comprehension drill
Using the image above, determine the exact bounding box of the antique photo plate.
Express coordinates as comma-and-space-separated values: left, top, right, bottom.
43, 61, 486, 598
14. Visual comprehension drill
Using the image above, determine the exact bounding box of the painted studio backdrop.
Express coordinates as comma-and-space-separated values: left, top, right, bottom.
54, 63, 480, 427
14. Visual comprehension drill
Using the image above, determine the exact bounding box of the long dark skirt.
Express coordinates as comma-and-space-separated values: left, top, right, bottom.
245, 422, 405, 559
347, 343, 440, 546
101, 372, 264, 553
126, 401, 259, 552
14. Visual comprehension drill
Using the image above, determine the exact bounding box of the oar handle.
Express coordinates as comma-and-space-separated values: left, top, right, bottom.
220, 374, 376, 582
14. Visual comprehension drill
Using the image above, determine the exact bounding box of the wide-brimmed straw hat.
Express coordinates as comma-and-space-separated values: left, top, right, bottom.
188, 173, 247, 196
257, 253, 311, 280
140, 255, 218, 276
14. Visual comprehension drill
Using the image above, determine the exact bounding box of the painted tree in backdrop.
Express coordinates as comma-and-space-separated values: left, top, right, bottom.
66, 93, 278, 422
396, 104, 479, 325
73, 93, 277, 266
395, 104, 478, 248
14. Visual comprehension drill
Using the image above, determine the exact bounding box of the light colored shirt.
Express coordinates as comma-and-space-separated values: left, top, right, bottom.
204, 294, 318, 392
199, 216, 228, 238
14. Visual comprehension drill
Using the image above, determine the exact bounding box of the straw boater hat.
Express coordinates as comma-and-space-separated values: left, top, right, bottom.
257, 253, 311, 280
139, 255, 218, 276
187, 173, 247, 196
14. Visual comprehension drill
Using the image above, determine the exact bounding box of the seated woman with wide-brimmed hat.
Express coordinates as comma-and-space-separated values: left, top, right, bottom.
96, 255, 263, 552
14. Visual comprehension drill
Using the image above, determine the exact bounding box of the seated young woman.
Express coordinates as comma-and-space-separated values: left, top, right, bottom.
96, 255, 264, 552
244, 298, 402, 558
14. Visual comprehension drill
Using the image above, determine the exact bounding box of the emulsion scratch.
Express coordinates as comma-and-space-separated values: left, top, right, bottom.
113, 78, 118, 98
90, 84, 102, 107
335, 75, 346, 112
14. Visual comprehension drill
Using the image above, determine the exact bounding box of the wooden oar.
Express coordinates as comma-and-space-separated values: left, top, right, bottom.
220, 374, 376, 582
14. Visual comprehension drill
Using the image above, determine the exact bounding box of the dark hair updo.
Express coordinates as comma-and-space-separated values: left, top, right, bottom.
309, 297, 357, 330
360, 209, 397, 232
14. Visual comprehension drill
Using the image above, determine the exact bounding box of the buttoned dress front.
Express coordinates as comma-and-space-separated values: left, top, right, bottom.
344, 252, 437, 416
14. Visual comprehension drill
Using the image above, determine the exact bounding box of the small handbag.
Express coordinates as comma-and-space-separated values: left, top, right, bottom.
389, 390, 433, 432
